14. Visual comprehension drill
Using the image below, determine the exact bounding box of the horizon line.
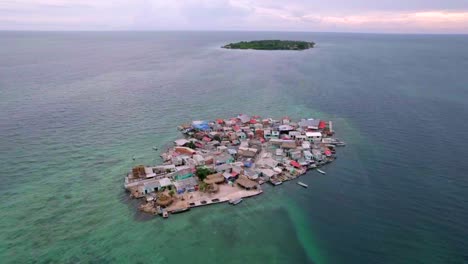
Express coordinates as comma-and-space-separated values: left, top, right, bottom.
0, 29, 467, 36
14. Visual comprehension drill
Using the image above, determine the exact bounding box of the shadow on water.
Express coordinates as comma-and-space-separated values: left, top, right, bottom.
116, 186, 157, 222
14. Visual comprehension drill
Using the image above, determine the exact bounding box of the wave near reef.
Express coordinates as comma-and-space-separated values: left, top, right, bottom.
124, 114, 345, 218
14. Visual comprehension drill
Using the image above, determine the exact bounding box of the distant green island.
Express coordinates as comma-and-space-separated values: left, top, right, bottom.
222, 40, 315, 50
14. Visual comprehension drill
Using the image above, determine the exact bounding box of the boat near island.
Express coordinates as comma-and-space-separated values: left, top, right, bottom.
317, 169, 326, 175
229, 198, 243, 205
170, 207, 190, 214
269, 178, 283, 186
297, 182, 308, 188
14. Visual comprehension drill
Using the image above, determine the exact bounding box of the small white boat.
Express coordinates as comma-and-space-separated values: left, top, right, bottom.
317, 169, 326, 175
229, 198, 243, 205
171, 207, 190, 214
297, 182, 308, 188
162, 211, 169, 218
269, 178, 283, 186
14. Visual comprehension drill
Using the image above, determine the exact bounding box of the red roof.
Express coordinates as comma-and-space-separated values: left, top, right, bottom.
202, 136, 212, 142
325, 150, 332, 156
231, 171, 239, 176
233, 125, 240, 132
216, 119, 224, 124
319, 121, 326, 129
290, 160, 301, 168
249, 119, 257, 124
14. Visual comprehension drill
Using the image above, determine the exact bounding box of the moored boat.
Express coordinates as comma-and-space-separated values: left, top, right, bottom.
269, 178, 283, 186
297, 182, 308, 188
317, 169, 326, 175
171, 207, 190, 214
229, 198, 243, 205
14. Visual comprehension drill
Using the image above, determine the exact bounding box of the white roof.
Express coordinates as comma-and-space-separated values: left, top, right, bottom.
143, 179, 161, 188
232, 166, 243, 173
306, 132, 322, 137
144, 167, 156, 178
175, 165, 191, 171
155, 164, 176, 170
174, 138, 189, 146
278, 125, 293, 131
223, 171, 232, 179
232, 161, 244, 167
238, 114, 251, 123
193, 154, 204, 162
227, 149, 237, 155
239, 147, 257, 153
260, 169, 276, 178
159, 178, 172, 187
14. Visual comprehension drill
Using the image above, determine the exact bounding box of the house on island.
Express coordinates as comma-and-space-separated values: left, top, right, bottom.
237, 114, 251, 124
174, 177, 198, 193
136, 177, 174, 197
174, 165, 194, 180
306, 132, 322, 142
299, 119, 320, 130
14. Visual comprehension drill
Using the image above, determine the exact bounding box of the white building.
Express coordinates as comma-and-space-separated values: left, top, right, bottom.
306, 132, 322, 142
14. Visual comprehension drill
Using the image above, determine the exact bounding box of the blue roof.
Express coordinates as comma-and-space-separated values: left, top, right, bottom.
192, 121, 211, 131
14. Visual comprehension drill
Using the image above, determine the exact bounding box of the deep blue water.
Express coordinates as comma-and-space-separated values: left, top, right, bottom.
1, 31, 468, 263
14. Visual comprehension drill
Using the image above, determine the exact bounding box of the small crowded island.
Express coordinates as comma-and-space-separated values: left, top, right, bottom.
125, 114, 345, 218
222, 40, 315, 50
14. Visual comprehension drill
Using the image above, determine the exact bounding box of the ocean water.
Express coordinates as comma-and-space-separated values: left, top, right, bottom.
1, 31, 468, 264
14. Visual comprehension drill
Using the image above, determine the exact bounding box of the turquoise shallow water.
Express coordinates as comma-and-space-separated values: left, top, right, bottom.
1, 31, 468, 263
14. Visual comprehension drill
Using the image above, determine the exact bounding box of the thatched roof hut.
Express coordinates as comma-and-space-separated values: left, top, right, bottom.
132, 165, 146, 179
236, 176, 257, 189
204, 173, 225, 184
156, 194, 173, 207
206, 183, 219, 193
139, 202, 157, 214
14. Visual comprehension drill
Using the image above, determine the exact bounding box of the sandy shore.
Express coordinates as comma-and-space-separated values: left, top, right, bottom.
166, 184, 262, 212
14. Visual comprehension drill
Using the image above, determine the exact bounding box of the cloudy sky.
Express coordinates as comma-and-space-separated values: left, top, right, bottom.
1, 0, 468, 33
